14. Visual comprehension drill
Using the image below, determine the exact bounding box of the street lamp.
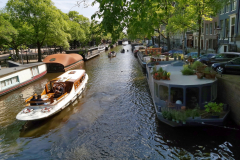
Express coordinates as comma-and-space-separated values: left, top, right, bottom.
215, 26, 221, 53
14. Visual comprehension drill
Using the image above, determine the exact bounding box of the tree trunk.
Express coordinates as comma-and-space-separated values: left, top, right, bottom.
14, 47, 19, 60
198, 19, 202, 57
37, 42, 42, 62
167, 33, 170, 50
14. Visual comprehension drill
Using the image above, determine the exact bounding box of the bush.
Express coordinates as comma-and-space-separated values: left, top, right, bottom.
192, 61, 204, 70
181, 65, 195, 75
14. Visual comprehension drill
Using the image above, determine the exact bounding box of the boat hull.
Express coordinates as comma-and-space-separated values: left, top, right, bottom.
16, 73, 88, 121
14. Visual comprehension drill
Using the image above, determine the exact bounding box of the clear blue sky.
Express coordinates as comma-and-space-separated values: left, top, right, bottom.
0, 0, 99, 20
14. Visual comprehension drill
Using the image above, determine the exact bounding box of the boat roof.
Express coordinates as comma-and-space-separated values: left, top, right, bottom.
153, 64, 217, 85
54, 69, 85, 82
43, 54, 83, 67
0, 62, 44, 78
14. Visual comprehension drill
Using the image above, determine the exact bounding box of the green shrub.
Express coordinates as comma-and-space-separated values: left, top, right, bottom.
192, 61, 204, 70
181, 65, 195, 75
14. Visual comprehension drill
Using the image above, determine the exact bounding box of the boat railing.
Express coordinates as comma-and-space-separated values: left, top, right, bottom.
56, 92, 68, 101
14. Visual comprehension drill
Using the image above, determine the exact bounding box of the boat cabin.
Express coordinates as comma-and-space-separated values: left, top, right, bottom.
43, 54, 83, 72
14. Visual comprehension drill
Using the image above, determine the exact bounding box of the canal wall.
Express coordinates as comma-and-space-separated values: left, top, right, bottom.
216, 74, 240, 125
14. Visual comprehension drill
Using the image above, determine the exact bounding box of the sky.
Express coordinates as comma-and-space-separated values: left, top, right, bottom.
0, 0, 100, 21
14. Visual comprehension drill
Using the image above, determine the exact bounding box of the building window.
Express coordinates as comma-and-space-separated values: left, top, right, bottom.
214, 22, 217, 35
231, 17, 235, 41
220, 20, 224, 38
232, 0, 236, 10
225, 18, 229, 38
201, 23, 204, 34
226, 3, 231, 12
221, 6, 225, 14
159, 85, 168, 101
210, 23, 212, 34
206, 24, 208, 35
1, 76, 19, 89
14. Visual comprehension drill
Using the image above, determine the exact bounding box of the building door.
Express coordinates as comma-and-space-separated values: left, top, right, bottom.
224, 46, 227, 52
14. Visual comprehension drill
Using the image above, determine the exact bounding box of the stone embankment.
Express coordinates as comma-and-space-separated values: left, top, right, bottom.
217, 74, 240, 125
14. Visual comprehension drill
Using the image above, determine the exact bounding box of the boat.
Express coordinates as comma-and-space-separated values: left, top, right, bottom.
108, 51, 116, 58
120, 49, 125, 53
0, 61, 47, 97
146, 61, 230, 127
137, 48, 163, 69
98, 45, 106, 52
43, 54, 83, 73
133, 45, 146, 57
16, 69, 88, 121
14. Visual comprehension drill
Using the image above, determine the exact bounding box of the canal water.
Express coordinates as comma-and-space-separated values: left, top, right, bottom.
0, 44, 240, 159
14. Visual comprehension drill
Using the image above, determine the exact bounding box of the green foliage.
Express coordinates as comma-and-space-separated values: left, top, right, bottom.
151, 65, 157, 75
181, 65, 195, 75
192, 61, 204, 70
204, 102, 223, 115
157, 67, 163, 73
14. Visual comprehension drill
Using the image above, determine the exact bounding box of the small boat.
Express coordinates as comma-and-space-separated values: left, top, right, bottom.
121, 49, 125, 53
108, 51, 116, 58
16, 69, 88, 121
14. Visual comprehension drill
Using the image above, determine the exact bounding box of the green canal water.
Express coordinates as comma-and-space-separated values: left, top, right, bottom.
0, 45, 240, 159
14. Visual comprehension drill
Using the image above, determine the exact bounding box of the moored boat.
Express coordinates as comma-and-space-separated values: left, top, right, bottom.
16, 69, 88, 121
108, 51, 116, 58
146, 61, 230, 127
0, 61, 47, 97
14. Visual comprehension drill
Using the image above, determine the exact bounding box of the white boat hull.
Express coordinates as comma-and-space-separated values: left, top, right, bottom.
16, 74, 88, 121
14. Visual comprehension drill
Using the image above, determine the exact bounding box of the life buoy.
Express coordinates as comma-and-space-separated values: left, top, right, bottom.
23, 108, 33, 113
41, 107, 52, 113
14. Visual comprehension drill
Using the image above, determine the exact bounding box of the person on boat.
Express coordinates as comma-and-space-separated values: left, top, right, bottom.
36, 95, 44, 105
54, 85, 64, 98
30, 95, 37, 105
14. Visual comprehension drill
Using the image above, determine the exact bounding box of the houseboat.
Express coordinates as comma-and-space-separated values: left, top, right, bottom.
146, 61, 229, 127
43, 54, 83, 73
98, 45, 106, 52
16, 69, 88, 121
0, 61, 47, 97
137, 48, 163, 69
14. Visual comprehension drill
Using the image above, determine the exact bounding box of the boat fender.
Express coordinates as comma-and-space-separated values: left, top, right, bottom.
23, 108, 33, 113
41, 107, 52, 113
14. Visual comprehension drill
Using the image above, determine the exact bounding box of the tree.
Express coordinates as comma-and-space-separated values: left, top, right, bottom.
7, 0, 70, 62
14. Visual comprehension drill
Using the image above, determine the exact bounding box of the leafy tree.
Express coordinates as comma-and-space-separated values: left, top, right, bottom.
7, 0, 70, 62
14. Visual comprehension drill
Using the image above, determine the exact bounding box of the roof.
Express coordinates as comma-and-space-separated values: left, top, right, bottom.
43, 54, 83, 67
153, 64, 217, 86
0, 62, 44, 78
55, 69, 85, 82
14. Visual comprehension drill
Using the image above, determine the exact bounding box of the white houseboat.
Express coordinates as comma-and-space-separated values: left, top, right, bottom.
146, 61, 229, 127
16, 69, 88, 121
0, 62, 47, 97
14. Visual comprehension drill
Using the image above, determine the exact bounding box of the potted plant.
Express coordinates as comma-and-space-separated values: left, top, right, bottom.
167, 72, 171, 80
178, 53, 182, 61
192, 61, 204, 72
161, 107, 168, 119
203, 67, 212, 79
162, 71, 168, 80
180, 112, 187, 124
175, 111, 180, 123
166, 55, 169, 61
173, 53, 177, 61
204, 102, 223, 118
181, 65, 195, 75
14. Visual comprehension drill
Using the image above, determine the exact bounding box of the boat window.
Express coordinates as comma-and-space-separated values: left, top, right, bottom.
159, 85, 168, 101
170, 87, 183, 104
201, 86, 211, 103
212, 83, 217, 101
1, 76, 19, 89
32, 66, 39, 76
186, 87, 199, 109
154, 83, 159, 97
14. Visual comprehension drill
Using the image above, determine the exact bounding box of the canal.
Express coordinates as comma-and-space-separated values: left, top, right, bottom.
0, 44, 240, 159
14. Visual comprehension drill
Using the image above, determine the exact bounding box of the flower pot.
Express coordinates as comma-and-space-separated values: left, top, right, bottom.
162, 76, 167, 80
211, 73, 216, 79
157, 59, 161, 61
204, 73, 212, 79
167, 77, 170, 80
196, 72, 204, 79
